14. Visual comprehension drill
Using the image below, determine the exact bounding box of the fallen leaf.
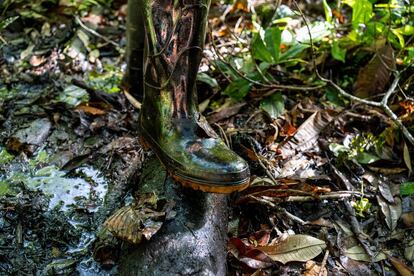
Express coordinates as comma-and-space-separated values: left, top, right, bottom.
75, 104, 106, 115
389, 256, 414, 276
207, 102, 246, 123
30, 55, 46, 67
354, 44, 396, 98
304, 260, 327, 276
258, 235, 326, 264
278, 111, 335, 158
228, 238, 273, 269
104, 193, 165, 245
344, 246, 386, 262
377, 195, 402, 231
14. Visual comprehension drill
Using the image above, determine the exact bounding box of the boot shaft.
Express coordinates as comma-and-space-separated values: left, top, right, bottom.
138, 0, 211, 119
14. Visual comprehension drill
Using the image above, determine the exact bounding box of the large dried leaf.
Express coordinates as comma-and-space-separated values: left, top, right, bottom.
377, 195, 402, 231
258, 235, 326, 264
389, 256, 414, 276
279, 111, 335, 158
344, 246, 386, 262
354, 44, 396, 98
104, 193, 165, 245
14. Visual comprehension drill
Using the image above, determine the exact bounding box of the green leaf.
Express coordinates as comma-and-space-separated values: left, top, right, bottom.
279, 43, 309, 62
331, 41, 346, 62
322, 0, 332, 23
251, 33, 273, 63
329, 143, 349, 156
401, 182, 414, 196
197, 73, 218, 88
260, 92, 285, 119
355, 152, 380, 164
0, 16, 19, 31
264, 27, 281, 63
0, 181, 16, 196
351, 0, 372, 29
223, 79, 252, 100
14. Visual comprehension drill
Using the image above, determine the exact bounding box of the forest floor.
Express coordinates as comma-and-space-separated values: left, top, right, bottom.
0, 0, 413, 275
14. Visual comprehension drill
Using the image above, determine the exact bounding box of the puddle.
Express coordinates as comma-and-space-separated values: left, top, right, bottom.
26, 166, 108, 212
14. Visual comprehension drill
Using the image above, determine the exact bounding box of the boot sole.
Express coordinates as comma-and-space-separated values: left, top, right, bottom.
139, 132, 250, 194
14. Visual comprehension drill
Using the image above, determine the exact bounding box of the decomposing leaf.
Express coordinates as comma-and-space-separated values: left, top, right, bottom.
340, 256, 373, 275
354, 44, 396, 98
304, 260, 327, 276
258, 235, 326, 264
228, 238, 273, 269
377, 195, 402, 231
207, 102, 246, 123
405, 238, 414, 262
344, 246, 386, 262
389, 256, 414, 276
279, 110, 335, 158
104, 193, 165, 245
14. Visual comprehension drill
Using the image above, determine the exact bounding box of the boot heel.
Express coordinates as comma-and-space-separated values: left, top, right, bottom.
139, 135, 151, 150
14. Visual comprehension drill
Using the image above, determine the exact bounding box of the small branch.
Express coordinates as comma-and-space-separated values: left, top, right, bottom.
318, 250, 329, 276
75, 16, 120, 49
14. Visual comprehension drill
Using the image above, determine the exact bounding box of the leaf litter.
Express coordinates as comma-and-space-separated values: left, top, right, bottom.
1, 0, 414, 275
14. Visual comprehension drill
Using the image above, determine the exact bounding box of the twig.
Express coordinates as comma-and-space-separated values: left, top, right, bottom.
292, 1, 414, 146
250, 196, 308, 225
318, 250, 329, 276
75, 16, 120, 49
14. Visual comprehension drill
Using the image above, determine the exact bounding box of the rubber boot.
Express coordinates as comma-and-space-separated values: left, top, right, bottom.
138, 0, 250, 193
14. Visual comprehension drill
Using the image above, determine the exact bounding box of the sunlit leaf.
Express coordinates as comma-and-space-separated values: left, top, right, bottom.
260, 92, 285, 119
322, 0, 332, 23
348, 0, 373, 29
258, 235, 326, 264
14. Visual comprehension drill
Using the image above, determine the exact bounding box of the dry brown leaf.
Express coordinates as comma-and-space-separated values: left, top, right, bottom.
258, 235, 326, 264
75, 104, 106, 115
30, 55, 46, 67
377, 195, 402, 231
354, 44, 396, 98
304, 260, 327, 276
389, 256, 414, 276
278, 110, 335, 158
